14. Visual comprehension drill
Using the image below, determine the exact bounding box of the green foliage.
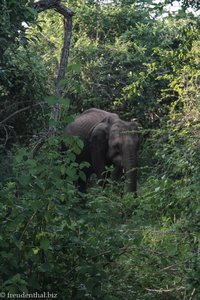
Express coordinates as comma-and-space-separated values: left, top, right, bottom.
0, 0, 200, 298
0, 1, 49, 146
69, 2, 161, 117
1, 123, 200, 298
0, 0, 37, 55
0, 137, 137, 298
0, 46, 50, 145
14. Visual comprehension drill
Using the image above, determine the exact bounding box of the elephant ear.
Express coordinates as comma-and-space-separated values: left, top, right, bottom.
90, 122, 109, 179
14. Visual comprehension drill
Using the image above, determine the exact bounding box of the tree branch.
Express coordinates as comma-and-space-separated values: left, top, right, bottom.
34, 0, 75, 16
31, 0, 75, 153
145, 286, 185, 293
53, 3, 75, 17
0, 102, 45, 124
33, 0, 60, 12
49, 13, 73, 137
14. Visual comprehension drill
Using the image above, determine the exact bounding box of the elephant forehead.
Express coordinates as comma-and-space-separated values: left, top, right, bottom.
109, 133, 134, 147
122, 135, 135, 145
110, 123, 133, 136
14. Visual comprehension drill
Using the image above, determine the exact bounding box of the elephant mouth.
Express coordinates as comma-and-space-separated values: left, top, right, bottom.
113, 157, 122, 167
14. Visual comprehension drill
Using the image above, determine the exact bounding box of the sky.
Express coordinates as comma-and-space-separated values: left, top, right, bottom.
154, 0, 199, 15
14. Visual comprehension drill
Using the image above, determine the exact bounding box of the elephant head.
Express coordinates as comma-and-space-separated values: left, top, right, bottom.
90, 114, 139, 193
65, 108, 139, 194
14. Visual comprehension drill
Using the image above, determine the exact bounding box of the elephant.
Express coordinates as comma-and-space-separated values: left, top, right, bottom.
64, 108, 139, 194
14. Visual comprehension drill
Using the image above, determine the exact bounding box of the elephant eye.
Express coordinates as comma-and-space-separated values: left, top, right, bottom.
113, 142, 120, 151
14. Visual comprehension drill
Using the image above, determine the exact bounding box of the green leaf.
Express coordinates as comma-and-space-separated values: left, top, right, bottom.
16, 149, 27, 163
32, 248, 40, 255
26, 7, 37, 17
76, 138, 84, 150
61, 165, 66, 175
66, 167, 77, 179
28, 276, 40, 289
18, 174, 31, 186
49, 118, 58, 127
18, 284, 28, 293
45, 95, 59, 105
39, 262, 52, 272
57, 79, 67, 87
104, 296, 119, 300
168, 244, 177, 256
39, 238, 50, 251
60, 97, 70, 108
73, 62, 81, 72
14, 239, 22, 250
31, 199, 43, 211
65, 115, 75, 124
79, 171, 86, 182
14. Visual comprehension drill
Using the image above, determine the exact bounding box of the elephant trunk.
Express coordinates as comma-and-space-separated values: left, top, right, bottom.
123, 151, 138, 194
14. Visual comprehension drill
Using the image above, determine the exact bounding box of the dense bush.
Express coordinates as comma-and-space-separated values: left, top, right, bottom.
1, 117, 200, 299
0, 0, 200, 299
0, 47, 50, 144
0, 1, 49, 146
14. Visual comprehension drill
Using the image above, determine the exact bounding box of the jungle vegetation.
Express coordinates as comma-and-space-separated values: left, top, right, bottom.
0, 0, 200, 299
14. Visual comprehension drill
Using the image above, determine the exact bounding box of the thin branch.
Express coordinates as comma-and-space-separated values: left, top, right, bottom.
0, 102, 45, 124
65, 247, 128, 278
32, 135, 48, 158
0, 124, 9, 145
189, 288, 196, 300
34, 0, 59, 11
0, 99, 40, 113
159, 264, 180, 272
33, 0, 75, 16
19, 211, 37, 241
145, 286, 185, 293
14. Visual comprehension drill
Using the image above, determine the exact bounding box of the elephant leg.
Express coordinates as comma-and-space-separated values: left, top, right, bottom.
112, 166, 123, 181
77, 163, 93, 193
90, 124, 108, 180
111, 166, 123, 194
77, 177, 88, 193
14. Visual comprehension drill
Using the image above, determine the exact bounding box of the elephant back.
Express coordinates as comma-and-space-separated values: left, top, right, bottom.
65, 108, 118, 141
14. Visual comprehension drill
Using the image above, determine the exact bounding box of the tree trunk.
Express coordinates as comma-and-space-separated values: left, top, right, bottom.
32, 0, 75, 156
